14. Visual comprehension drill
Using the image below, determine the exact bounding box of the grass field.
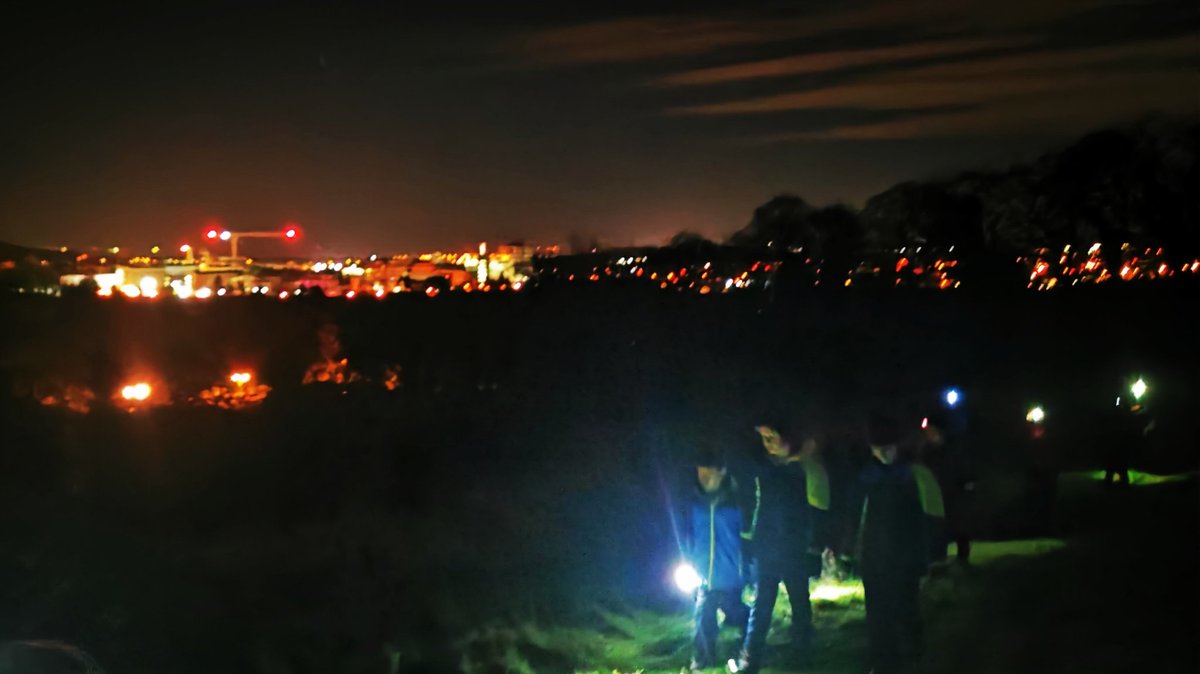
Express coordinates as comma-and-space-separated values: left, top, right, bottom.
469, 473, 1198, 674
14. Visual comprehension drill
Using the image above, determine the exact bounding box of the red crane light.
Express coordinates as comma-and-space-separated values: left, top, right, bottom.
284, 227, 297, 239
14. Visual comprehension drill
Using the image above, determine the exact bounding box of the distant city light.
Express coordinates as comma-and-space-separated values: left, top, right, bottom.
229, 372, 253, 386
195, 287, 213, 299
179, 244, 191, 253
219, 231, 232, 241
120, 382, 152, 402
1131, 377, 1148, 401
1026, 406, 1046, 424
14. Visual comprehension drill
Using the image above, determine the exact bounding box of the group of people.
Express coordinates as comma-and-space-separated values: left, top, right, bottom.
680, 407, 973, 674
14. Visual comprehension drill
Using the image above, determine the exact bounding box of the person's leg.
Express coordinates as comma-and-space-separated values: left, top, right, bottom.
862, 578, 893, 672
897, 574, 923, 664
693, 588, 720, 667
947, 491, 971, 564
955, 535, 971, 563
781, 558, 814, 647
719, 589, 750, 636
1103, 442, 1119, 485
741, 567, 781, 668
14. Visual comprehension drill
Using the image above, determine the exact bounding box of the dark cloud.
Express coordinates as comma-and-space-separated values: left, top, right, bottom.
652, 36, 1039, 87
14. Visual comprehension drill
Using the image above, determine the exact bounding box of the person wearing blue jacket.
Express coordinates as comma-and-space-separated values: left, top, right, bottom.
683, 450, 750, 673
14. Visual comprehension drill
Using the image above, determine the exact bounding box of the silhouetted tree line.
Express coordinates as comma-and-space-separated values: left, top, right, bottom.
676, 119, 1200, 287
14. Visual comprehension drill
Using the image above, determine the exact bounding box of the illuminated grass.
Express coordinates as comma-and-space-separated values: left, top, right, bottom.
485, 538, 1132, 673
955, 538, 1066, 565
1063, 470, 1197, 486
809, 577, 864, 605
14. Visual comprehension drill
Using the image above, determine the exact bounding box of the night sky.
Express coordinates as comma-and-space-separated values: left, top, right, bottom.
3, 0, 1198, 254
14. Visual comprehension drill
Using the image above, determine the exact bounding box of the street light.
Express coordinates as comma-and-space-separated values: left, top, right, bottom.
1130, 377, 1148, 402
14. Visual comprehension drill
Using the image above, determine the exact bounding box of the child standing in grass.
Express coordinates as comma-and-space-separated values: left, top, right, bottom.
682, 448, 750, 673
854, 414, 938, 674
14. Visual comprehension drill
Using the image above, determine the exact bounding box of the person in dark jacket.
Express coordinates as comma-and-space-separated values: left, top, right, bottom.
1105, 379, 1155, 487
729, 423, 816, 673
919, 390, 975, 564
855, 414, 937, 674
683, 450, 750, 673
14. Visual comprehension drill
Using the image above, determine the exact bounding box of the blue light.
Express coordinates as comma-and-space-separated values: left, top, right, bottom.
944, 388, 961, 408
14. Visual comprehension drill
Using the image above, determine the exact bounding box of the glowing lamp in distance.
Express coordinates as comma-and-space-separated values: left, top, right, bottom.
673, 562, 702, 594
284, 227, 298, 239
229, 372, 253, 386
1026, 406, 1045, 424
1130, 377, 1148, 401
944, 388, 961, 408
206, 229, 218, 240
219, 230, 232, 241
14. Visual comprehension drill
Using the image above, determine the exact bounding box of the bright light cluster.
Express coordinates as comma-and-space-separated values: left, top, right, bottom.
121, 382, 152, 402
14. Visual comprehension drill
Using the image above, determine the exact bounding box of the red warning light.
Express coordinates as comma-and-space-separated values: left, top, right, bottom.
206, 229, 218, 240
284, 227, 297, 239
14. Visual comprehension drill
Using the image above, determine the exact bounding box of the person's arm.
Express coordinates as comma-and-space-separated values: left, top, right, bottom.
840, 470, 869, 568
800, 454, 831, 511
741, 476, 762, 544
912, 464, 946, 519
